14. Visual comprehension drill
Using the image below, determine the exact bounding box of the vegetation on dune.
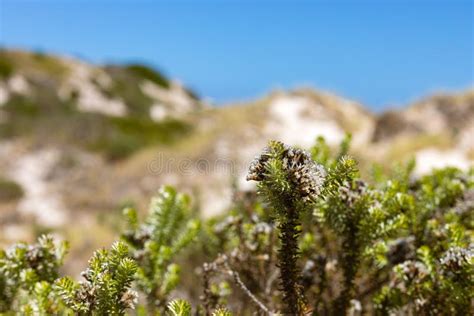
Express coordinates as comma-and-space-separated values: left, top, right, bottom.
125, 64, 170, 89
0, 55, 14, 79
101, 65, 157, 117
0, 50, 199, 161
0, 94, 191, 160
0, 49, 68, 78
107, 63, 199, 112
0, 137, 473, 315
30, 51, 70, 78
87, 115, 191, 160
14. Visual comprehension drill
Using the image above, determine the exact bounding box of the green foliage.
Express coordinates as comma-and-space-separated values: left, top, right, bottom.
0, 53, 14, 78
19, 281, 61, 316
121, 186, 200, 312
55, 241, 138, 315
101, 65, 156, 117
315, 155, 405, 312
375, 246, 473, 315
247, 140, 326, 315
88, 116, 191, 160
167, 299, 191, 316
2, 95, 41, 117
372, 167, 474, 315
0, 235, 68, 312
1, 138, 472, 315
406, 167, 469, 247
167, 299, 233, 316
212, 307, 233, 316
31, 50, 69, 77
126, 64, 170, 89
0, 93, 191, 159
0, 58, 191, 159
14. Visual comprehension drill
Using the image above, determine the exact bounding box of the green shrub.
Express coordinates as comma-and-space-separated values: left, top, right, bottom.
0, 95, 192, 160
2, 95, 40, 117
88, 116, 192, 160
247, 140, 326, 314
31, 51, 68, 77
55, 241, 137, 315
125, 64, 170, 89
121, 186, 200, 313
0, 56, 14, 79
0, 138, 472, 315
0, 235, 68, 312
102, 66, 156, 116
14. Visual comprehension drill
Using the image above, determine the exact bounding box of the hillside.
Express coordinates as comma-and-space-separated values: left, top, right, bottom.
0, 50, 472, 267
0, 49, 205, 160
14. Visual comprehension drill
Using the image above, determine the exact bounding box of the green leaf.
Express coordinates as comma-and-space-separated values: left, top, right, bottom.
167, 299, 191, 316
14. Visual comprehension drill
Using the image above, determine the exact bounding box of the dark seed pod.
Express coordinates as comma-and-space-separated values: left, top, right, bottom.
247, 146, 273, 182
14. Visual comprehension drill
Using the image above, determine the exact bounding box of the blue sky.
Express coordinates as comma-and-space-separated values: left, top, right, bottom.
0, 0, 472, 110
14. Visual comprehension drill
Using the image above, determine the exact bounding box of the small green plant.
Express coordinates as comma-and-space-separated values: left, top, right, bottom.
167, 299, 192, 316
0, 234, 68, 312
20, 281, 61, 315
375, 246, 473, 314
121, 186, 200, 313
0, 138, 472, 315
314, 156, 406, 313
55, 241, 138, 315
247, 140, 326, 315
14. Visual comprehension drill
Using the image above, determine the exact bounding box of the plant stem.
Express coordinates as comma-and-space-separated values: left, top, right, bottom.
334, 227, 360, 315
221, 255, 272, 315
278, 202, 306, 315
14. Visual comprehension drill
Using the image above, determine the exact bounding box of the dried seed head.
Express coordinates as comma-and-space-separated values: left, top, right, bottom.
120, 290, 139, 310
247, 146, 273, 181
440, 246, 473, 272
338, 180, 367, 208
398, 261, 428, 282
76, 282, 96, 307
247, 141, 326, 202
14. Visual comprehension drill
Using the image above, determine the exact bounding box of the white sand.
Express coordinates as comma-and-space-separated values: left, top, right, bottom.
9, 149, 67, 226
149, 103, 168, 121
8, 75, 30, 95
59, 62, 127, 116
414, 148, 472, 175
141, 80, 196, 120
266, 95, 345, 147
